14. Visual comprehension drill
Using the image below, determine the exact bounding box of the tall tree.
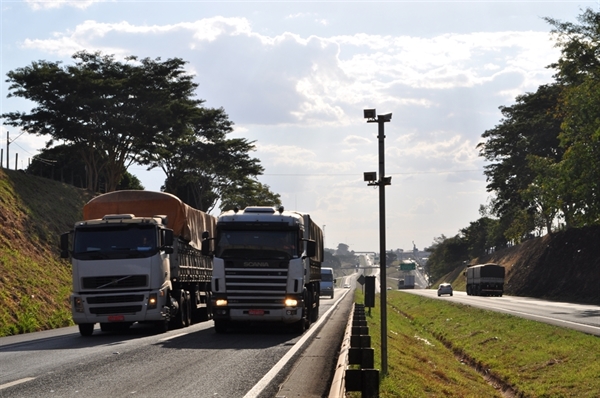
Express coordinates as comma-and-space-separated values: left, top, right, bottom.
546, 8, 600, 226
2, 51, 202, 192
477, 83, 564, 237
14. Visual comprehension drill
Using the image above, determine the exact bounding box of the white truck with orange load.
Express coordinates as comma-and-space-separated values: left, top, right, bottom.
60, 190, 216, 336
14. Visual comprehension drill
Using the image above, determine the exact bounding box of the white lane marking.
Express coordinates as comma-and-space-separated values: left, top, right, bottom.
0, 377, 36, 391
243, 289, 350, 398
157, 332, 189, 342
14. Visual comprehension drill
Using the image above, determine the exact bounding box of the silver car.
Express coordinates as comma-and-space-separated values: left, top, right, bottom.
437, 283, 453, 296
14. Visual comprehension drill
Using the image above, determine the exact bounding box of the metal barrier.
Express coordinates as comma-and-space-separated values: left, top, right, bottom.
328, 303, 379, 398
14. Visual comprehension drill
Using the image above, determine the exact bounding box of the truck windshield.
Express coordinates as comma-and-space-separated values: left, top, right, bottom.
215, 230, 299, 259
73, 224, 157, 259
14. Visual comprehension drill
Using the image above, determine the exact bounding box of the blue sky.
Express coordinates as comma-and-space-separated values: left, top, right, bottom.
1, 1, 593, 252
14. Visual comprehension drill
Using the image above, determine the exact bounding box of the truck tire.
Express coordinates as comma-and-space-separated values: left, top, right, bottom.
79, 323, 94, 336
169, 289, 187, 329
154, 319, 169, 334
184, 291, 192, 327
214, 320, 228, 333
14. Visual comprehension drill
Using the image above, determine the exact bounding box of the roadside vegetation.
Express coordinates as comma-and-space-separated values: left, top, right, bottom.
425, 9, 600, 285
348, 290, 600, 398
0, 168, 90, 336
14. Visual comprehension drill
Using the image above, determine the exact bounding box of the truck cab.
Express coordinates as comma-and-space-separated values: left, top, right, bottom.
320, 267, 335, 298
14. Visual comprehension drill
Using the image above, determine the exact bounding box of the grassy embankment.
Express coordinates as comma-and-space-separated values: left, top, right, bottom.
0, 168, 90, 336
348, 289, 600, 398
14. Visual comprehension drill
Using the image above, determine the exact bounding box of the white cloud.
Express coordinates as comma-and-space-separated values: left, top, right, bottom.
18, 19, 558, 126
25, 0, 100, 10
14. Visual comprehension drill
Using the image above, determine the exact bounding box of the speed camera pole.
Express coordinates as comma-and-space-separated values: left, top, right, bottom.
363, 108, 392, 376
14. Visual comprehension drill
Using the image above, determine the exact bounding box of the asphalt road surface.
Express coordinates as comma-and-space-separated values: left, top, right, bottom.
0, 289, 354, 398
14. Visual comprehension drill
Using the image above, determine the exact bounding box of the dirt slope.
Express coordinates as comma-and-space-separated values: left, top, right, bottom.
470, 226, 600, 305
0, 168, 91, 335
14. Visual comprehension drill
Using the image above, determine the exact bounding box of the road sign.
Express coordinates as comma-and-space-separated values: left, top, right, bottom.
399, 261, 416, 271
357, 274, 365, 285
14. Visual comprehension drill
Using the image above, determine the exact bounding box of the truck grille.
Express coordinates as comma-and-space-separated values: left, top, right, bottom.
82, 275, 148, 289
224, 266, 288, 308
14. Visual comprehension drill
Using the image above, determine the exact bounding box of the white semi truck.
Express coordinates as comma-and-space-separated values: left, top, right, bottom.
202, 206, 324, 333
60, 190, 216, 336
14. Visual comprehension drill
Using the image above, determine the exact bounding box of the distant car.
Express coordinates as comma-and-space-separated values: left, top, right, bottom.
343, 283, 351, 289
437, 283, 453, 296
387, 286, 392, 290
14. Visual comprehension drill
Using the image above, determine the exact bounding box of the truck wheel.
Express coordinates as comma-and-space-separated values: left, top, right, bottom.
154, 319, 169, 334
79, 323, 94, 336
184, 291, 192, 327
169, 290, 186, 329
293, 318, 307, 333
214, 320, 228, 333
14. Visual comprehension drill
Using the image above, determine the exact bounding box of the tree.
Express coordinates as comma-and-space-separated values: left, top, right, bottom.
219, 178, 281, 212
3, 51, 203, 193
478, 84, 564, 235
546, 8, 600, 85
460, 217, 506, 259
425, 234, 469, 282
546, 8, 600, 226
26, 144, 143, 190
150, 130, 270, 213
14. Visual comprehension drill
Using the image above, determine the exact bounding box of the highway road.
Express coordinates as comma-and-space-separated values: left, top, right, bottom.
0, 289, 353, 398
403, 289, 600, 336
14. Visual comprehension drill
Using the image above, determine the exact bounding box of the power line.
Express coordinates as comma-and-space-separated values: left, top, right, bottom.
262, 169, 482, 177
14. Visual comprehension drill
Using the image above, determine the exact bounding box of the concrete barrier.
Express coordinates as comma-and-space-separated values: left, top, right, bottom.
328, 303, 379, 398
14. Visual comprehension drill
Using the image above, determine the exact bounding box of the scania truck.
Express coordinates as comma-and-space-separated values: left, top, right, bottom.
60, 190, 216, 336
202, 206, 324, 333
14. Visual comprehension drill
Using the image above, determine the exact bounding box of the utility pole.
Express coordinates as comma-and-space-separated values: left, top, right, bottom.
363, 108, 392, 376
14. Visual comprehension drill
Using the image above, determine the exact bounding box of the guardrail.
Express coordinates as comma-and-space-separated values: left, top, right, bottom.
329, 303, 379, 398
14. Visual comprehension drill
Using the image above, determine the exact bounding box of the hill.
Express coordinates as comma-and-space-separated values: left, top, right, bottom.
442, 226, 600, 305
0, 168, 92, 336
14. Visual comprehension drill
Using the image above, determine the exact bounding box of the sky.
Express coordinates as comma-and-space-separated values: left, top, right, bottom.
0, 0, 594, 253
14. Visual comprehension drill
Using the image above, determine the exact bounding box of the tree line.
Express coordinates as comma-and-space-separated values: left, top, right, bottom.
2, 51, 281, 213
427, 8, 600, 281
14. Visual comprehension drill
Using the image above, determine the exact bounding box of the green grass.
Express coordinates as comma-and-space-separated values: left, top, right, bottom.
349, 289, 600, 397
0, 168, 90, 336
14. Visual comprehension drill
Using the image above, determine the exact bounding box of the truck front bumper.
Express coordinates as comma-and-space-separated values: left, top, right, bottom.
71, 291, 168, 325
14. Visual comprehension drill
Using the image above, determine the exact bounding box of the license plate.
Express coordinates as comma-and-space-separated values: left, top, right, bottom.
108, 315, 125, 322
249, 309, 264, 316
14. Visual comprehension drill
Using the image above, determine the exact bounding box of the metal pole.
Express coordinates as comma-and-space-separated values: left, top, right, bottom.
6, 131, 9, 169
378, 118, 388, 376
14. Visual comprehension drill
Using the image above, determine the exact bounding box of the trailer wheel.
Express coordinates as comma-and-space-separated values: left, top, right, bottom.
78, 323, 94, 336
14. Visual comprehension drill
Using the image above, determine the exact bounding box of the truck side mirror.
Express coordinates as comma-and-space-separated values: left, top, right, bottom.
60, 232, 70, 259
162, 229, 174, 254
201, 231, 212, 256
201, 239, 211, 256
305, 240, 316, 258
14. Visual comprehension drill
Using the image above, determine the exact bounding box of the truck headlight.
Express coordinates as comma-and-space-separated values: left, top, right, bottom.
215, 299, 228, 306
73, 296, 84, 313
284, 298, 298, 307
148, 293, 158, 309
